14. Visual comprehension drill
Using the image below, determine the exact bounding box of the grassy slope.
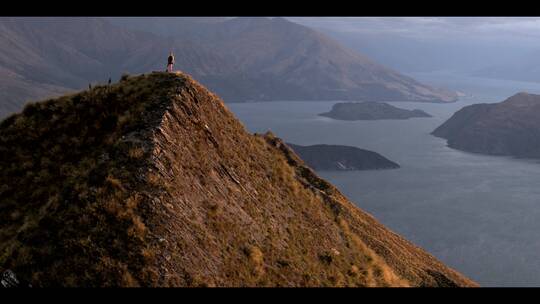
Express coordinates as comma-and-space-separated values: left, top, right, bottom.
0, 72, 476, 287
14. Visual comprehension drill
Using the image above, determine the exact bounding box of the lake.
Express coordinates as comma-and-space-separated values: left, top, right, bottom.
228, 74, 540, 286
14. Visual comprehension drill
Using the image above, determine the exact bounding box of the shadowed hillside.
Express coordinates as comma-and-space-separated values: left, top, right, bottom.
0, 72, 475, 287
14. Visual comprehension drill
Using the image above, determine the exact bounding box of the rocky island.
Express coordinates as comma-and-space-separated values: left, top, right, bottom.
287, 143, 400, 171
319, 102, 432, 121
432, 92, 540, 158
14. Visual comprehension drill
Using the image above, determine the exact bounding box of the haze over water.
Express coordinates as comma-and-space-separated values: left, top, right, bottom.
229, 74, 540, 287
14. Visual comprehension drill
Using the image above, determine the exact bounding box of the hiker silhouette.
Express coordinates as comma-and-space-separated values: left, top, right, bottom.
167, 52, 175, 73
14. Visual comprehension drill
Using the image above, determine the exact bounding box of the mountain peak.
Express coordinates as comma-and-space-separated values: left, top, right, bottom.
0, 72, 475, 287
508, 91, 532, 99
503, 91, 540, 105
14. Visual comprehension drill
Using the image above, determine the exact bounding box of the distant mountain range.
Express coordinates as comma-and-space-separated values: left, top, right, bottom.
0, 17, 457, 118
110, 17, 458, 103
290, 18, 534, 77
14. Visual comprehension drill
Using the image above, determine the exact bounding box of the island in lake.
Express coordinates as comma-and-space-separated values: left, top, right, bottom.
287, 143, 400, 171
319, 102, 432, 121
432, 92, 540, 158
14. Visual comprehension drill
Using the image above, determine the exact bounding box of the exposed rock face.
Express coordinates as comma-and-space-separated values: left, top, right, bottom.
432, 92, 540, 158
319, 102, 432, 121
287, 143, 400, 171
0, 72, 475, 287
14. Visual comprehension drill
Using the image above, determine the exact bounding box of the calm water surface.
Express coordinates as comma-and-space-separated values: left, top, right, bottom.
229, 76, 540, 286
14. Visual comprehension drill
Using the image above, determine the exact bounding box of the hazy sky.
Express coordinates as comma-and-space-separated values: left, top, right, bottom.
286, 17, 540, 75
291, 17, 540, 42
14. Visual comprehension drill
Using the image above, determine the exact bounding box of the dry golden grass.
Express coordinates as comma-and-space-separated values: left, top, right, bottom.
0, 73, 170, 287
0, 72, 476, 287
128, 147, 145, 159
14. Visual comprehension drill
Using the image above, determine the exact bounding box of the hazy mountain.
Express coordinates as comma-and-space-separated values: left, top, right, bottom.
0, 71, 475, 287
104, 17, 229, 38
111, 17, 458, 103
433, 92, 540, 158
0, 17, 231, 117
0, 17, 457, 118
290, 18, 535, 76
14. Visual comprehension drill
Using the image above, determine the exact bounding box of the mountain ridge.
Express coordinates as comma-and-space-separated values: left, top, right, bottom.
0, 71, 475, 287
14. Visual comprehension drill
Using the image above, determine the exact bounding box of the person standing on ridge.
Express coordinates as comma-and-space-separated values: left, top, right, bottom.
167, 52, 175, 73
